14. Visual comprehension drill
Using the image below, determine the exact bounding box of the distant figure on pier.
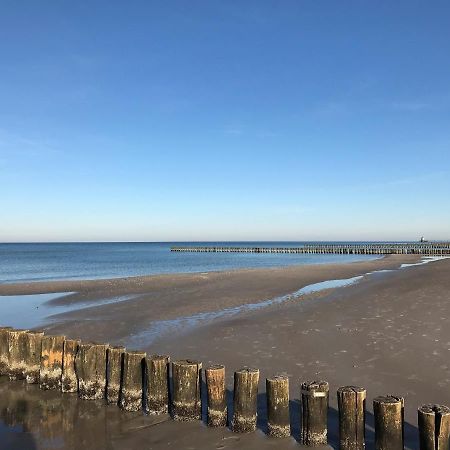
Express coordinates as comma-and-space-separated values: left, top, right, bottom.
420, 236, 428, 243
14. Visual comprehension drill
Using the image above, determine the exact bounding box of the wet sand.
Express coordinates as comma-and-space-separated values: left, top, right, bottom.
1, 255, 450, 449
0, 254, 418, 344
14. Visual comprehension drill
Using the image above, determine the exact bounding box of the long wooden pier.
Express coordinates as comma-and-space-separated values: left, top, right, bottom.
171, 243, 450, 255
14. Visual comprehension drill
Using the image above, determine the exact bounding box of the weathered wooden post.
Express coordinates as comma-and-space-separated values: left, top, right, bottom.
266, 375, 290, 437
40, 335, 65, 390
232, 367, 259, 433
373, 396, 404, 450
75, 342, 108, 400
7, 329, 28, 380
145, 354, 170, 415
0, 326, 12, 376
62, 339, 80, 393
205, 364, 227, 427
301, 380, 329, 446
106, 346, 125, 404
119, 351, 146, 412
171, 359, 202, 421
23, 330, 45, 384
7, 330, 44, 383
418, 404, 450, 450
337, 386, 366, 450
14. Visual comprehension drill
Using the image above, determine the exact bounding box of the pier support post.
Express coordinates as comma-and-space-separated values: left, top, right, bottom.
232, 367, 259, 433
106, 346, 125, 404
205, 364, 227, 427
373, 396, 404, 450
145, 354, 170, 415
62, 339, 80, 393
171, 360, 202, 421
266, 375, 290, 437
0, 326, 12, 376
301, 380, 329, 446
418, 404, 450, 450
119, 351, 146, 412
75, 343, 108, 400
40, 335, 65, 390
337, 386, 366, 450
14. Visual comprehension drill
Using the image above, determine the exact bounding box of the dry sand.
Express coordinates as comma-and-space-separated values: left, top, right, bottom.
1, 254, 449, 449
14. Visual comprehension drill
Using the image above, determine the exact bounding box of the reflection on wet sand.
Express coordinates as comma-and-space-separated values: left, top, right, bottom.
0, 376, 170, 450
0, 377, 109, 449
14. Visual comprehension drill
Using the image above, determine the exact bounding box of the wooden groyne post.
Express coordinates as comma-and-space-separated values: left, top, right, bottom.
119, 351, 146, 412
266, 375, 290, 437
106, 346, 125, 404
337, 386, 366, 450
7, 329, 29, 381
171, 360, 202, 421
145, 354, 170, 415
373, 396, 404, 450
232, 367, 259, 433
40, 335, 65, 390
418, 404, 450, 450
23, 330, 45, 384
205, 364, 227, 427
75, 342, 108, 400
301, 380, 329, 445
61, 339, 80, 393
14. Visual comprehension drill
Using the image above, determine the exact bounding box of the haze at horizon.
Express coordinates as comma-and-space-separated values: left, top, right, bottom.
1, 1, 450, 242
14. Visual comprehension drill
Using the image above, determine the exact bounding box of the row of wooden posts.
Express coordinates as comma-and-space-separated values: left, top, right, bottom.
171, 243, 450, 255
1, 325, 449, 449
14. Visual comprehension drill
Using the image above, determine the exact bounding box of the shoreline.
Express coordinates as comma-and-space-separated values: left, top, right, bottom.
0, 253, 402, 296
0, 253, 385, 289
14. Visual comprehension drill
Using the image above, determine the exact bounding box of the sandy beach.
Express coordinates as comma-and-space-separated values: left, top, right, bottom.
1, 255, 450, 449
0, 254, 418, 344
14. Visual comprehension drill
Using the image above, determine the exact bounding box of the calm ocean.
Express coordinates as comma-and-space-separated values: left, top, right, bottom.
0, 242, 382, 283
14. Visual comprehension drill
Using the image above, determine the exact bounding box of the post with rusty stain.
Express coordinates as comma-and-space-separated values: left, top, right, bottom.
373, 396, 404, 450
301, 380, 329, 446
145, 354, 170, 415
205, 364, 227, 427
106, 346, 125, 404
232, 367, 259, 433
266, 375, 290, 437
119, 351, 146, 411
7, 329, 29, 380
337, 386, 366, 450
0, 327, 12, 376
40, 335, 65, 390
62, 339, 80, 393
75, 343, 108, 400
171, 360, 202, 421
418, 404, 450, 450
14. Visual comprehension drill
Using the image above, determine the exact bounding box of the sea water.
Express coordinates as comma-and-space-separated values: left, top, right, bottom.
0, 242, 382, 283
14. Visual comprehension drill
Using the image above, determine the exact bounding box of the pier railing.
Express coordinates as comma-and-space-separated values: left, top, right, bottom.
0, 325, 448, 448
171, 243, 450, 255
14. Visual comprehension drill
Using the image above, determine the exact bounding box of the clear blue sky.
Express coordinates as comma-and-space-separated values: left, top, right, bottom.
1, 1, 449, 242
